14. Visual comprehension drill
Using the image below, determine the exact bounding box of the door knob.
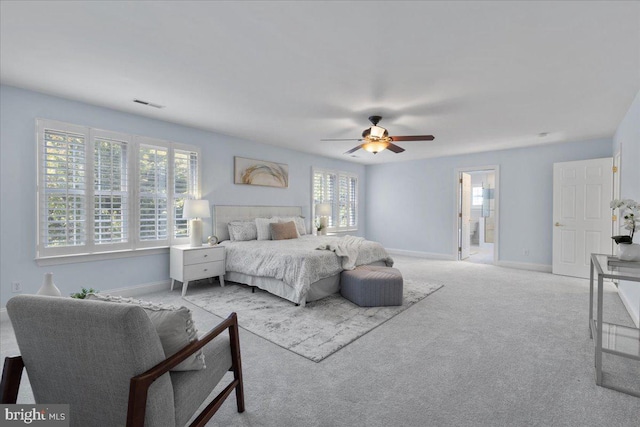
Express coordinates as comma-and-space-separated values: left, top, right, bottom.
555, 222, 563, 227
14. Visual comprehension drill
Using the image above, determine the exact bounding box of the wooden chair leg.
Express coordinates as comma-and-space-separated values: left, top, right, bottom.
1, 356, 24, 404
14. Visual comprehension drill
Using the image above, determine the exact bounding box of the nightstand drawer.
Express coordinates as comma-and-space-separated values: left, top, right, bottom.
184, 247, 224, 265
184, 260, 225, 281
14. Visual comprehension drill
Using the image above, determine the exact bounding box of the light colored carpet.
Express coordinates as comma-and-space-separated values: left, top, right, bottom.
2, 256, 639, 426
185, 279, 443, 362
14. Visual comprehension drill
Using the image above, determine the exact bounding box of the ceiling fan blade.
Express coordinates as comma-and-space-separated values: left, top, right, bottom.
389, 135, 435, 142
321, 138, 363, 141
344, 145, 363, 154
386, 143, 405, 153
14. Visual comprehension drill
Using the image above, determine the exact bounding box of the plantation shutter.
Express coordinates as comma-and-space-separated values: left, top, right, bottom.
138, 144, 169, 243
338, 175, 348, 227
348, 175, 357, 227
312, 169, 339, 228
173, 149, 199, 239
40, 124, 88, 253
37, 120, 201, 259
93, 132, 129, 246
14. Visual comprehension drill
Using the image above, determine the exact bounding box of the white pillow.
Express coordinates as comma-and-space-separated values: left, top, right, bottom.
85, 294, 205, 371
276, 216, 306, 236
255, 217, 278, 240
228, 220, 257, 241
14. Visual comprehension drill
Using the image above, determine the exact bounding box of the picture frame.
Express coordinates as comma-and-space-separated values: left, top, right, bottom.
234, 156, 289, 188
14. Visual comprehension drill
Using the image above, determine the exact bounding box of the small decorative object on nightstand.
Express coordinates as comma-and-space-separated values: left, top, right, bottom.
170, 244, 225, 297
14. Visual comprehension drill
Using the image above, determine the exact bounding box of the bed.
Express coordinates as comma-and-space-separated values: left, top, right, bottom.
214, 205, 393, 306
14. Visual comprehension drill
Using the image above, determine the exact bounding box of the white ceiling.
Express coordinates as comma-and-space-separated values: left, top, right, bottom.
1, 1, 639, 165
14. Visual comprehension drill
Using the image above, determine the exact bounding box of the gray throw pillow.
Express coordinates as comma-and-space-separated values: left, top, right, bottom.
85, 294, 205, 371
228, 220, 257, 241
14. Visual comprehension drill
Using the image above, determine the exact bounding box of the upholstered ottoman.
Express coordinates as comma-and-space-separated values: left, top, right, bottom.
340, 265, 403, 307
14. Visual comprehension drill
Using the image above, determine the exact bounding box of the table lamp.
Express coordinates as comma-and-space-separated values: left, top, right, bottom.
316, 203, 332, 234
183, 199, 211, 247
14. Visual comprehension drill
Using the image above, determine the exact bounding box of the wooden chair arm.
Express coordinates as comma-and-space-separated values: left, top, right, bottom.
0, 356, 25, 404
126, 312, 240, 427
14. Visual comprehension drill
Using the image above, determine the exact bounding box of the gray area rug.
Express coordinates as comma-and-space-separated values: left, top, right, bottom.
185, 278, 443, 362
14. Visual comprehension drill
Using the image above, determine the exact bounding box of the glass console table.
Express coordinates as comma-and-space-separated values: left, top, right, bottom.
589, 253, 640, 397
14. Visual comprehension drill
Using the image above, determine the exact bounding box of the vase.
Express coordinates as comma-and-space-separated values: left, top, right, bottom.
37, 272, 62, 297
617, 243, 640, 262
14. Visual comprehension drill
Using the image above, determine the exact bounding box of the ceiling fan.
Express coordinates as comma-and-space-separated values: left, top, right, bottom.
321, 116, 435, 154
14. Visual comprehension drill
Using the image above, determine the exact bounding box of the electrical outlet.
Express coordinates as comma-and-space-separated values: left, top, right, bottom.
523, 249, 530, 256
11, 282, 22, 293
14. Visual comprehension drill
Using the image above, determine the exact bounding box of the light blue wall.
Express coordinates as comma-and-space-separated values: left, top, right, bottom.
613, 90, 640, 324
365, 139, 613, 266
0, 85, 365, 306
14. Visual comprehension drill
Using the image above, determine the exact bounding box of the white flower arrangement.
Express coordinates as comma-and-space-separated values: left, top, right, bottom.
610, 198, 638, 244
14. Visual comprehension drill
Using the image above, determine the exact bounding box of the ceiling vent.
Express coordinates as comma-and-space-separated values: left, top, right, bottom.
133, 99, 165, 109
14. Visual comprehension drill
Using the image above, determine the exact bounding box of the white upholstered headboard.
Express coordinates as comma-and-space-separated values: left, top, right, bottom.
214, 205, 303, 241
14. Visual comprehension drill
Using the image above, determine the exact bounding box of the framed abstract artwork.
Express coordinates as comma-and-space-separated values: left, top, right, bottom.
234, 156, 289, 188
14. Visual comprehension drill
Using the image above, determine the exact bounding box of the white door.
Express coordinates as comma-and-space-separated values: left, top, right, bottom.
460, 173, 471, 260
552, 158, 613, 278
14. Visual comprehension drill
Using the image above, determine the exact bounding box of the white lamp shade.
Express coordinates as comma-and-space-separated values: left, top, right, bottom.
183, 199, 210, 219
316, 203, 332, 216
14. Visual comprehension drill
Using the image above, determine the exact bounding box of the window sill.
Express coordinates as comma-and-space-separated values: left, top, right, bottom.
35, 247, 170, 266
326, 228, 358, 235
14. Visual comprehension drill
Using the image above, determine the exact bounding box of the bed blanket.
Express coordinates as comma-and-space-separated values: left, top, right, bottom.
221, 235, 393, 303
316, 235, 370, 270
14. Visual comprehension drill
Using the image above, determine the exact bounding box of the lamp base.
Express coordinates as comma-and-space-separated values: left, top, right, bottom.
320, 216, 328, 229
190, 218, 203, 247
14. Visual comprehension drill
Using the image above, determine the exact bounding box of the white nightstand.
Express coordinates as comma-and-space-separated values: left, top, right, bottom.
170, 244, 225, 297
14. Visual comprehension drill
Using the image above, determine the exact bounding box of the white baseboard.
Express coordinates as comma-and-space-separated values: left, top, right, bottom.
495, 260, 552, 273
0, 280, 171, 325
386, 248, 456, 261
101, 280, 171, 298
618, 286, 640, 328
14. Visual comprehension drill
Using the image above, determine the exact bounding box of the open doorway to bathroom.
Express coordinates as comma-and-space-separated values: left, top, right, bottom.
455, 166, 499, 264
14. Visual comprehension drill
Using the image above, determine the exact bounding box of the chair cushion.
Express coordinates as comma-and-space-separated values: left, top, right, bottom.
86, 294, 205, 371
171, 335, 233, 427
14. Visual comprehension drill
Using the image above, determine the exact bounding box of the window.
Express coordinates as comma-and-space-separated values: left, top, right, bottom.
472, 187, 483, 206
37, 119, 200, 258
312, 168, 358, 232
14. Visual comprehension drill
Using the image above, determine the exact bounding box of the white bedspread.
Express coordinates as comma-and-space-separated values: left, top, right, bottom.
221, 235, 393, 303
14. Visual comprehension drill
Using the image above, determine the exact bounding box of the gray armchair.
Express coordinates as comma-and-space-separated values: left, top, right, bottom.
0, 295, 244, 427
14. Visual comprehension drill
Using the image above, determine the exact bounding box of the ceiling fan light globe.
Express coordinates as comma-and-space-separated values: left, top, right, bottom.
362, 141, 389, 154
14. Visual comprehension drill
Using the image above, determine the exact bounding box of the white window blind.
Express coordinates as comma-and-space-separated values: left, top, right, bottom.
312, 168, 357, 232
138, 144, 169, 243
93, 135, 129, 245
41, 126, 87, 251
472, 187, 483, 206
173, 149, 199, 239
37, 119, 200, 258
